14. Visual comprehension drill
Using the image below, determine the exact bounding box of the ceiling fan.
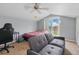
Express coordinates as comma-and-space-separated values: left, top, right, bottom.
24, 3, 49, 14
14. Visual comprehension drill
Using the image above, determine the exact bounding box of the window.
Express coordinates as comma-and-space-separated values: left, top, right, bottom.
48, 16, 61, 36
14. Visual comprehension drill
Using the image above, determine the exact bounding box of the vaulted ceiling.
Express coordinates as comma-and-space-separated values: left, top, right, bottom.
0, 3, 79, 21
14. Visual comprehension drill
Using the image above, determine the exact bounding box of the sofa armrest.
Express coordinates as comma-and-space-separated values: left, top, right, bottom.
27, 49, 40, 55
54, 37, 65, 41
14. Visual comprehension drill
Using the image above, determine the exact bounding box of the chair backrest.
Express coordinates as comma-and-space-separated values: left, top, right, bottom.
28, 34, 48, 52
2, 23, 14, 34
0, 29, 13, 44
0, 23, 14, 44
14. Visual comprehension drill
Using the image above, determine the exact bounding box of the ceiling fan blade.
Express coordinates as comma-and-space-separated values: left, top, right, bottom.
30, 9, 36, 13
36, 9, 41, 14
24, 6, 33, 10
39, 8, 49, 10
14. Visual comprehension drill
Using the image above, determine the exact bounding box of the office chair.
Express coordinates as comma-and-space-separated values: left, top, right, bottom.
0, 23, 14, 53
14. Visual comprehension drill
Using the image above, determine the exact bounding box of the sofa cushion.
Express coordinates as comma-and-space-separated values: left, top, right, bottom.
39, 44, 63, 55
50, 39, 64, 48
28, 34, 48, 52
45, 33, 54, 42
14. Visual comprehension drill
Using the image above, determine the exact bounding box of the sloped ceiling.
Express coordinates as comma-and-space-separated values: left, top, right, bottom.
0, 3, 79, 21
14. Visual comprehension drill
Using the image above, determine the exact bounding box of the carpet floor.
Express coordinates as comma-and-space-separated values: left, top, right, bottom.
0, 40, 79, 55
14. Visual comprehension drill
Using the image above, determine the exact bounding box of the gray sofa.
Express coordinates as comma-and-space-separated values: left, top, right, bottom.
27, 33, 65, 55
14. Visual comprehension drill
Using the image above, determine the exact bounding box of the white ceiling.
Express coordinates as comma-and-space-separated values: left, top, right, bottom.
0, 3, 79, 21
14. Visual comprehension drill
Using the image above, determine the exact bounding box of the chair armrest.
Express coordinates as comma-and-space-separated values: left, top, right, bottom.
27, 49, 40, 55
54, 37, 65, 41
